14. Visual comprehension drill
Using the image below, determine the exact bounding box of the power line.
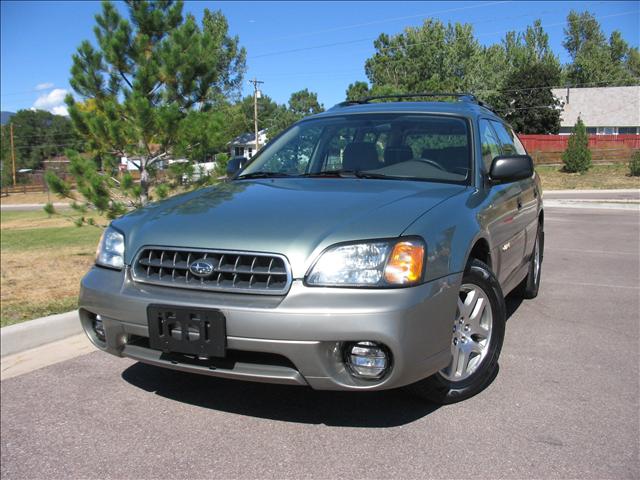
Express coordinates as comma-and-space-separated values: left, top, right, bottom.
254, 1, 512, 44
251, 2, 576, 58
252, 0, 631, 45
248, 8, 636, 60
478, 79, 640, 95
359, 9, 639, 58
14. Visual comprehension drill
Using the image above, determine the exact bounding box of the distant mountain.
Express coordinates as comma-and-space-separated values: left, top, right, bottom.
1, 111, 15, 125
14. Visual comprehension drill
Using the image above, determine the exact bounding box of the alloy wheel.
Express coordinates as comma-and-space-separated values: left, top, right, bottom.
440, 283, 493, 382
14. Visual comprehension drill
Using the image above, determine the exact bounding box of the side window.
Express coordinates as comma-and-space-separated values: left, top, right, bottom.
490, 121, 526, 156
403, 129, 469, 176
479, 120, 501, 172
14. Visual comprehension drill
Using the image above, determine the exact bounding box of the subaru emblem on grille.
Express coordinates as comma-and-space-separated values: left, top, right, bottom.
189, 259, 215, 277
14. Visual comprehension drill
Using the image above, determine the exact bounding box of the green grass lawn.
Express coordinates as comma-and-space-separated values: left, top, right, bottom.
1, 224, 102, 250
1, 210, 103, 328
537, 163, 640, 190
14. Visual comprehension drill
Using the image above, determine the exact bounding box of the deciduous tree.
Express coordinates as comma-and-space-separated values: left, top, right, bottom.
345, 81, 370, 101
493, 20, 562, 133
288, 88, 324, 117
563, 10, 640, 85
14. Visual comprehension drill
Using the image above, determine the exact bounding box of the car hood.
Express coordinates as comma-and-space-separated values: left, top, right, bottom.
114, 178, 466, 278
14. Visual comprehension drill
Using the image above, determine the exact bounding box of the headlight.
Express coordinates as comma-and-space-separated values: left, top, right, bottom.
95, 227, 125, 269
306, 238, 425, 287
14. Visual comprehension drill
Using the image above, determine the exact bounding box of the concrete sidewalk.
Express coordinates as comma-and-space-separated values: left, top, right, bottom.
1, 202, 70, 211
543, 188, 639, 210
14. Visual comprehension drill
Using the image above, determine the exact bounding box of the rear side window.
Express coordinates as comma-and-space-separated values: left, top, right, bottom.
479, 120, 501, 171
490, 121, 527, 155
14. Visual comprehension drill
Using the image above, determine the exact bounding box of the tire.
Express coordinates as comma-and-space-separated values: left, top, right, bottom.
515, 224, 543, 299
408, 259, 506, 404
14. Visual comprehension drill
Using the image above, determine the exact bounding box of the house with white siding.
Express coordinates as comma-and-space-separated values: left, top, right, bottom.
228, 130, 268, 158
552, 86, 640, 135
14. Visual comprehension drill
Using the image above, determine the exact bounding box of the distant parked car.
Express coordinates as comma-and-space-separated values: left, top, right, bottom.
81, 93, 543, 404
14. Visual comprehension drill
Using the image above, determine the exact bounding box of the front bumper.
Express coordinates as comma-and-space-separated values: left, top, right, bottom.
79, 266, 461, 391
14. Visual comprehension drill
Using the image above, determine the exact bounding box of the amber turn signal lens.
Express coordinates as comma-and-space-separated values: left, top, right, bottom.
384, 241, 425, 285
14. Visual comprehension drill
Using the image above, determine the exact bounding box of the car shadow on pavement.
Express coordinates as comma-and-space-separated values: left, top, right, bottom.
120, 293, 520, 427
505, 291, 524, 322
121, 363, 440, 427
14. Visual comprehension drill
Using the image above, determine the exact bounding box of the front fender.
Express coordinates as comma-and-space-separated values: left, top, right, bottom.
402, 189, 491, 282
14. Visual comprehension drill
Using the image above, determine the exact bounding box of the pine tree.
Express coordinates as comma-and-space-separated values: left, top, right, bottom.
47, 0, 245, 214
562, 117, 592, 173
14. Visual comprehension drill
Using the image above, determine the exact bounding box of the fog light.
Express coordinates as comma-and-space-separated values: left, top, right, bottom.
346, 341, 389, 379
93, 315, 106, 343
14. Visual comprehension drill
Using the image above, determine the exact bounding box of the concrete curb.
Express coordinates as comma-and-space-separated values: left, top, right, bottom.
544, 200, 640, 211
1, 311, 82, 358
544, 188, 640, 195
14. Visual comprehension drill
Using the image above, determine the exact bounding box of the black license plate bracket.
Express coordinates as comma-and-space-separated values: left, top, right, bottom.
147, 305, 226, 357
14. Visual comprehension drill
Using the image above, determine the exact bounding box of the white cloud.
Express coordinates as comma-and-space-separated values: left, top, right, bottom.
33, 88, 69, 116
35, 82, 54, 91
51, 105, 69, 116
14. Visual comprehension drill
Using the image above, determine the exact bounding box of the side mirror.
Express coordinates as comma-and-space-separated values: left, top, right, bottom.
226, 156, 247, 177
489, 155, 533, 183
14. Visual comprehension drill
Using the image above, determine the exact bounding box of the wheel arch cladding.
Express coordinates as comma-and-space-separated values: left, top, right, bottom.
468, 237, 492, 271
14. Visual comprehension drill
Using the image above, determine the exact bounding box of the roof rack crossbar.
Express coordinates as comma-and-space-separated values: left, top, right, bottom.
332, 92, 496, 112
358, 92, 477, 103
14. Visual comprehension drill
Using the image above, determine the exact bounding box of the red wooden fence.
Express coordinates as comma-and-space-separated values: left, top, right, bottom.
518, 134, 640, 152
517, 134, 639, 165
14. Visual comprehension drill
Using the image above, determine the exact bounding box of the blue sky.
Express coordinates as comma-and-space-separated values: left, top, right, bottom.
1, 1, 638, 114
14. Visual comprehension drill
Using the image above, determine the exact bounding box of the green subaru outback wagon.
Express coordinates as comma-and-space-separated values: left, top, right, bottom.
80, 94, 543, 404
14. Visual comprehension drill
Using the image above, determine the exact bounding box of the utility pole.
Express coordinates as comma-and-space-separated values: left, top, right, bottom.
10, 123, 16, 186
249, 78, 264, 155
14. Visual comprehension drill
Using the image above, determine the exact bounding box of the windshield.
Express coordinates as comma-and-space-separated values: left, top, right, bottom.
238, 113, 471, 184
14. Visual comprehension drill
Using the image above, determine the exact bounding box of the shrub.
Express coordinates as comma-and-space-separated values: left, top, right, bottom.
214, 152, 230, 177
562, 117, 592, 173
629, 150, 640, 177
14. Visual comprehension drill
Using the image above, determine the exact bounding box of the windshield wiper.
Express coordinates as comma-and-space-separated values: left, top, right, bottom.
239, 170, 399, 180
301, 170, 343, 178
236, 171, 298, 180
301, 170, 396, 179
303, 170, 398, 179
350, 170, 397, 180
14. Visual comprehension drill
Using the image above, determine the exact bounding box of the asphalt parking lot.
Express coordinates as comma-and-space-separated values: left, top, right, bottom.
1, 206, 638, 479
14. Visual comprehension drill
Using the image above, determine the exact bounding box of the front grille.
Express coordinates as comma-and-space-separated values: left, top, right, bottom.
131, 247, 292, 295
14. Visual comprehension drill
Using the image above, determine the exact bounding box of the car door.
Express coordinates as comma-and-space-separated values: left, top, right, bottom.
490, 121, 538, 263
479, 119, 523, 285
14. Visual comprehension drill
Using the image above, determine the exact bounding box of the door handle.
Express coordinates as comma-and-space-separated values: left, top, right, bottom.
517, 197, 523, 210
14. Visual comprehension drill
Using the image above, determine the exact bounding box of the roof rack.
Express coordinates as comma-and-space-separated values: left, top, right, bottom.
333, 92, 495, 112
